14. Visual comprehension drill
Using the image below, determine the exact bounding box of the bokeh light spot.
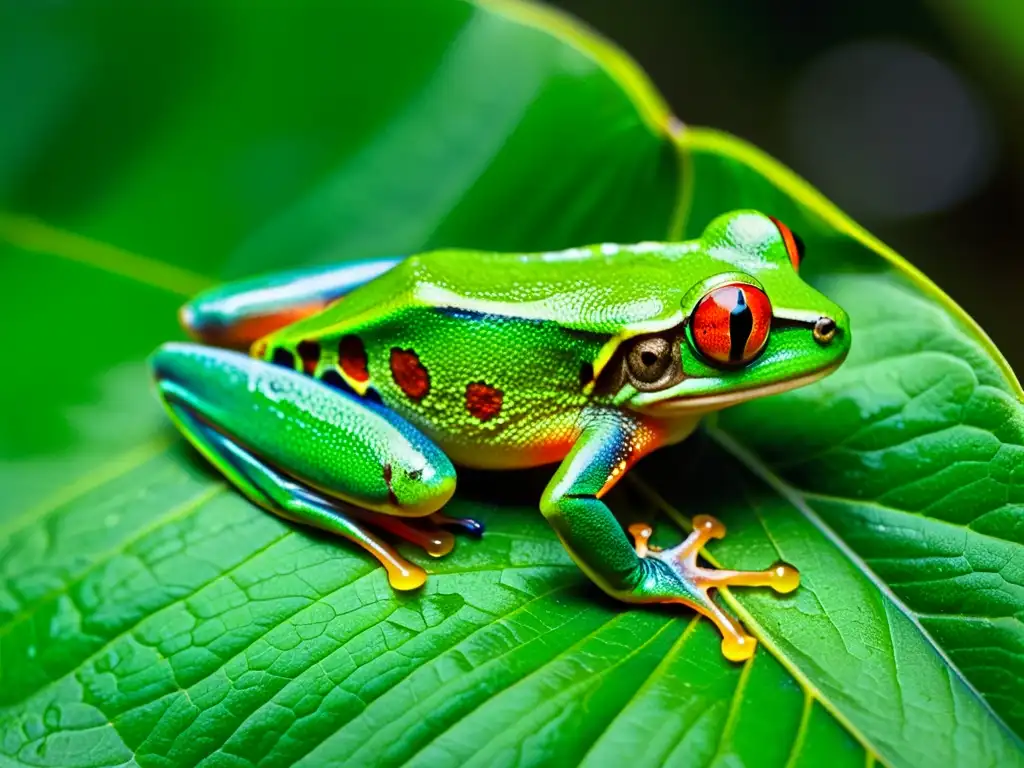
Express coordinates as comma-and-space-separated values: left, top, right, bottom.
787, 40, 995, 220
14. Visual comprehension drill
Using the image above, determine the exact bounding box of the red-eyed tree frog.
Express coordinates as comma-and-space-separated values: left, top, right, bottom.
151, 210, 850, 661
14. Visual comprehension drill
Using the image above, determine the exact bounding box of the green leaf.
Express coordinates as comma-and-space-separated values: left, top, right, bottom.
1, 1, 1021, 767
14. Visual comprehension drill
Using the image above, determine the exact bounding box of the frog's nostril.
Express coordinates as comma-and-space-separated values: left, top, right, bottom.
813, 317, 836, 345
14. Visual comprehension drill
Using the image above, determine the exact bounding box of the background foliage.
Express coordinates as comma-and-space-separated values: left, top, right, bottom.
553, 0, 1024, 373
1, 1, 1022, 767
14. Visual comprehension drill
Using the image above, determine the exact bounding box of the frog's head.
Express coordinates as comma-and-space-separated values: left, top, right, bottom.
606, 210, 851, 416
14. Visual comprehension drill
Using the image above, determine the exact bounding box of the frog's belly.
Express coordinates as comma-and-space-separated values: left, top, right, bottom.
417, 408, 582, 470
413, 404, 591, 470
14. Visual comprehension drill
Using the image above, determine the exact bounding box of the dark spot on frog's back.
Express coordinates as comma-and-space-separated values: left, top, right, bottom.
465, 381, 503, 421
271, 347, 296, 370
338, 335, 369, 383
390, 348, 430, 401
297, 340, 320, 375
321, 369, 384, 405
320, 369, 355, 395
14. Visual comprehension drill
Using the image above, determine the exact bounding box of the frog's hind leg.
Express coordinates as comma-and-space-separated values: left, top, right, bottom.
167, 402, 428, 589
151, 342, 458, 589
181, 257, 403, 347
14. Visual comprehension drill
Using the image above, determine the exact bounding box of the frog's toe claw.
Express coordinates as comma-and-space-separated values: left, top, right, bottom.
690, 514, 726, 543
383, 558, 429, 591
647, 515, 800, 662
430, 511, 485, 538
627, 523, 653, 557
627, 522, 664, 557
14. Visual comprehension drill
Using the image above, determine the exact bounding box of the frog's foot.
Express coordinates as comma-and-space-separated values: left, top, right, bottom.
627, 515, 800, 662
348, 510, 485, 560
348, 510, 455, 558
330, 518, 429, 591
429, 511, 485, 538
259, 490, 431, 592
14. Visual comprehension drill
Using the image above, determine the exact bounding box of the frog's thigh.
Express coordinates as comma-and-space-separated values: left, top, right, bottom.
166, 401, 430, 589
180, 257, 403, 346
151, 342, 456, 588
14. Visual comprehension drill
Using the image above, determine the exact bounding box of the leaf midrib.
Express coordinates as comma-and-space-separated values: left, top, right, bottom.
706, 425, 1024, 756
626, 471, 883, 766
802, 490, 1024, 549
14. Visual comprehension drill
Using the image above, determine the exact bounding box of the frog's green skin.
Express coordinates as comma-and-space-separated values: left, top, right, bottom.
151, 210, 850, 661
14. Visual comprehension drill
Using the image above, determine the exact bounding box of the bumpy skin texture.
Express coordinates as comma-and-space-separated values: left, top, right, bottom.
152, 209, 851, 661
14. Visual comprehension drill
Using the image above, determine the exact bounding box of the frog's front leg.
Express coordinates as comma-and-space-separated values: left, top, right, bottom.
541, 411, 799, 661
151, 342, 459, 590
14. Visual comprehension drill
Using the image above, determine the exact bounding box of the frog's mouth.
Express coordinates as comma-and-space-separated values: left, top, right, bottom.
634, 362, 842, 416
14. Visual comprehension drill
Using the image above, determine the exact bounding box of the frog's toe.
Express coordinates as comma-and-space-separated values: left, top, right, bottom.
636, 516, 800, 662
349, 511, 455, 558
380, 555, 429, 591
430, 512, 485, 538
626, 522, 662, 557
656, 515, 800, 596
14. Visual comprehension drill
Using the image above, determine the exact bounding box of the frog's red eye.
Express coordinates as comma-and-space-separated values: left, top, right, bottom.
691, 283, 772, 365
768, 216, 805, 271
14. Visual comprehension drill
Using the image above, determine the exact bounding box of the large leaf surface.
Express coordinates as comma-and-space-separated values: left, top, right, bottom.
1, 1, 1021, 766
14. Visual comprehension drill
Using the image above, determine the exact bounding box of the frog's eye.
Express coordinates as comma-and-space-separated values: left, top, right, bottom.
691, 283, 772, 366
625, 335, 678, 390
768, 216, 805, 271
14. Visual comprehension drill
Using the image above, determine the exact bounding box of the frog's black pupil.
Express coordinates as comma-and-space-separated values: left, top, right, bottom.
641, 350, 658, 367
728, 290, 754, 362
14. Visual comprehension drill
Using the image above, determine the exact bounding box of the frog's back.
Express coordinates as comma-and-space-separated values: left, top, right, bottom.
320, 242, 707, 335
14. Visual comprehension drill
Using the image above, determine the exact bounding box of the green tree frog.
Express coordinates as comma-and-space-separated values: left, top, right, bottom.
151, 210, 850, 661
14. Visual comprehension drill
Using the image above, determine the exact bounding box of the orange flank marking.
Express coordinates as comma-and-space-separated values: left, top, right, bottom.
465, 381, 504, 421
390, 348, 430, 401
339, 335, 370, 383
297, 340, 321, 375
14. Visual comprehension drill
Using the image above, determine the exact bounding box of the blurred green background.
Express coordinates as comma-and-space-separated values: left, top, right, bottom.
553, 0, 1023, 372
3, 0, 1020, 373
